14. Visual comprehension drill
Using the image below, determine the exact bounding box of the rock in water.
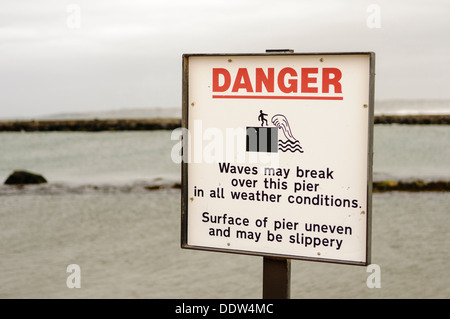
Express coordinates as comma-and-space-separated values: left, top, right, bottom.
4, 170, 47, 185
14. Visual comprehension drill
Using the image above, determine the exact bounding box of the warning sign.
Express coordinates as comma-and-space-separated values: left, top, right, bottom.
181, 52, 375, 266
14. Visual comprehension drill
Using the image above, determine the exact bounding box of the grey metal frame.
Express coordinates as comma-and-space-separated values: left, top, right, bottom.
181, 52, 375, 266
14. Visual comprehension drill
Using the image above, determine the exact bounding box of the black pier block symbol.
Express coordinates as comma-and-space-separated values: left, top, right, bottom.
246, 126, 278, 153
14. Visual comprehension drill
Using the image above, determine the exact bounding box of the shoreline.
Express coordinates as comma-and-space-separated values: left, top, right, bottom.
0, 114, 449, 131
2, 180, 449, 193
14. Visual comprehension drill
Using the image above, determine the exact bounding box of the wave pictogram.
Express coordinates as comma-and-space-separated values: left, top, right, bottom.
271, 114, 304, 153
271, 114, 296, 142
278, 140, 304, 153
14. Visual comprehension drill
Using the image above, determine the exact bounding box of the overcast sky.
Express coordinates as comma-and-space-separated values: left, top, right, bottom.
0, 0, 449, 118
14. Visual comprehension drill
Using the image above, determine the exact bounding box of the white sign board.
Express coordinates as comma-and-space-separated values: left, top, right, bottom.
181, 52, 374, 265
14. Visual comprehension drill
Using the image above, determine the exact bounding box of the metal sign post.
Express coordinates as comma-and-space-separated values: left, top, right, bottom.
263, 257, 291, 299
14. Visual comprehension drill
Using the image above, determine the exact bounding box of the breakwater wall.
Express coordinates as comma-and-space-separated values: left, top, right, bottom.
0, 115, 449, 132
0, 118, 181, 132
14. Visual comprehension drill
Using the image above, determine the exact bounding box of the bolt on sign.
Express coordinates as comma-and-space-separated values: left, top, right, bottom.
181, 52, 375, 266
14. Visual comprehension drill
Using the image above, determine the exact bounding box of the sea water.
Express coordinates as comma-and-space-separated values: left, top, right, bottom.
0, 125, 449, 298
0, 125, 448, 184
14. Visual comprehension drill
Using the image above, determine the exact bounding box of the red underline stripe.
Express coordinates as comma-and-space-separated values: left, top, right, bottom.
212, 95, 343, 100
